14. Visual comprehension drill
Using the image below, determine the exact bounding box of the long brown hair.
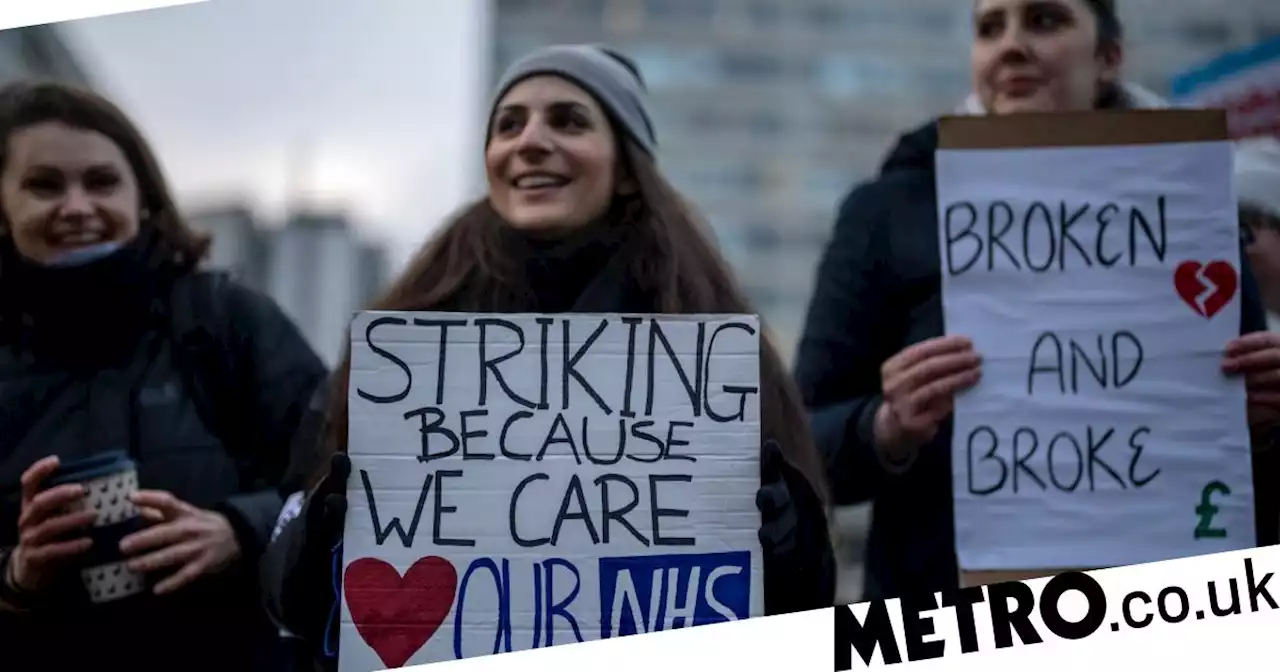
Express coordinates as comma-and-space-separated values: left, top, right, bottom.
320, 139, 831, 505
0, 81, 210, 275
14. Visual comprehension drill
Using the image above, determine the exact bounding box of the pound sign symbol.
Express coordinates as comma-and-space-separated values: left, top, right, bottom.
1194, 480, 1231, 539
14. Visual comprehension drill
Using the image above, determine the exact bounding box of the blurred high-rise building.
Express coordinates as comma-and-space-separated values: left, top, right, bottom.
188, 204, 391, 366
490, 0, 1280, 359
0, 25, 92, 86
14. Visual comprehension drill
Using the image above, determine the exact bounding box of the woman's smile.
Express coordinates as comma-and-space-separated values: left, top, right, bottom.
512, 170, 573, 202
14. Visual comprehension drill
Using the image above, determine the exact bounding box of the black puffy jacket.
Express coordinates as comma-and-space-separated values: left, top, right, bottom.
0, 242, 328, 672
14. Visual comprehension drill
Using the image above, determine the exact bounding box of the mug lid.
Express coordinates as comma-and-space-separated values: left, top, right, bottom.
45, 451, 135, 489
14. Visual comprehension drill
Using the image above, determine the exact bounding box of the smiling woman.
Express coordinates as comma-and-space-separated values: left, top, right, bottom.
0, 92, 208, 271
2, 121, 143, 263
485, 74, 623, 233
262, 43, 839, 670
0, 82, 329, 672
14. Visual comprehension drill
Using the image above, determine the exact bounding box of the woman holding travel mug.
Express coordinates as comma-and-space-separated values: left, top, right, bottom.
262, 44, 836, 670
795, 0, 1280, 602
0, 82, 328, 671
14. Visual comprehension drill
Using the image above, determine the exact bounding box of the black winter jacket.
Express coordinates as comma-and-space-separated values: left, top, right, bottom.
0, 243, 328, 672
795, 121, 1276, 601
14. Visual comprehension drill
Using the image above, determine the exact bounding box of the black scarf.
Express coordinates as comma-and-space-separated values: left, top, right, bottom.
487, 203, 647, 313
0, 230, 170, 369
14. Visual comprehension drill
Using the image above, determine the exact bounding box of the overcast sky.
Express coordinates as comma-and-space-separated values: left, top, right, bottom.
63, 0, 489, 267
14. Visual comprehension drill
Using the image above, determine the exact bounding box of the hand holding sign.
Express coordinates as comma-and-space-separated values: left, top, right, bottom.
756, 442, 798, 557
1222, 331, 1280, 435
277, 452, 350, 652
757, 440, 833, 614
876, 336, 983, 459
308, 452, 351, 546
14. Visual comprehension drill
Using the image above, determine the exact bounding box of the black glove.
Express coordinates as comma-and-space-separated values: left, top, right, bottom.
758, 441, 800, 557
275, 452, 351, 649
757, 440, 836, 615
307, 452, 351, 548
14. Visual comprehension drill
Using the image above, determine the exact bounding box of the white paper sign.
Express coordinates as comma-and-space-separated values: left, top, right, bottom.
937, 140, 1256, 571
339, 312, 764, 672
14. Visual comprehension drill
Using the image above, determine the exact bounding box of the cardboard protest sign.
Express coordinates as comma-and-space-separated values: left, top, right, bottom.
338, 312, 764, 671
935, 110, 1256, 587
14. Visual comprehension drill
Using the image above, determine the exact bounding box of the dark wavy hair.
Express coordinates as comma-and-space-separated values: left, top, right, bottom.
1082, 0, 1127, 109
316, 134, 831, 506
1085, 0, 1123, 47
0, 81, 210, 276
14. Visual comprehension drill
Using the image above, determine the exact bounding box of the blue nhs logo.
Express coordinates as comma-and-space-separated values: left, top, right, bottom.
598, 551, 752, 638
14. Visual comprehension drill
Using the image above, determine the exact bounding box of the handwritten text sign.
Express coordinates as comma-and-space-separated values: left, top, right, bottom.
937, 140, 1256, 571
339, 312, 764, 671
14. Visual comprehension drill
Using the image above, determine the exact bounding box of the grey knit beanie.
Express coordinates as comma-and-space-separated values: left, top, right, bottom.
487, 44, 657, 156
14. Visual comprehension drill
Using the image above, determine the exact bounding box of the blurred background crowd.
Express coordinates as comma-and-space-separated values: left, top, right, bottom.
3, 0, 1278, 605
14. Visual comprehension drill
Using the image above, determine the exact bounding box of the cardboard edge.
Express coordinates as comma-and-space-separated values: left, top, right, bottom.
938, 109, 1228, 150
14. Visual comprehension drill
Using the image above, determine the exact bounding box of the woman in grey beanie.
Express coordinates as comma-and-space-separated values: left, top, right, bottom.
262, 43, 836, 671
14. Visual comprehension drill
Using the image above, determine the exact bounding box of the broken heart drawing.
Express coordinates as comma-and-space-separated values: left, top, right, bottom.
1173, 260, 1238, 319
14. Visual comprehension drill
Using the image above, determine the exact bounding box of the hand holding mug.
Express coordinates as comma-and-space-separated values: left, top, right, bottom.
119, 490, 241, 595
10, 456, 96, 591
876, 335, 983, 460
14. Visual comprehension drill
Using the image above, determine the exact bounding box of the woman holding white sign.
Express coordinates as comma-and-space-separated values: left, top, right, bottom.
263, 44, 837, 668
795, 0, 1280, 602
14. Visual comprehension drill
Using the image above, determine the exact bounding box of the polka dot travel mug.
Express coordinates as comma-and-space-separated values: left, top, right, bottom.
45, 451, 148, 603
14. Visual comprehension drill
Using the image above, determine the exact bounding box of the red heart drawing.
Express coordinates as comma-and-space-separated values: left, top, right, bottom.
1173, 260, 1238, 319
344, 556, 458, 669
